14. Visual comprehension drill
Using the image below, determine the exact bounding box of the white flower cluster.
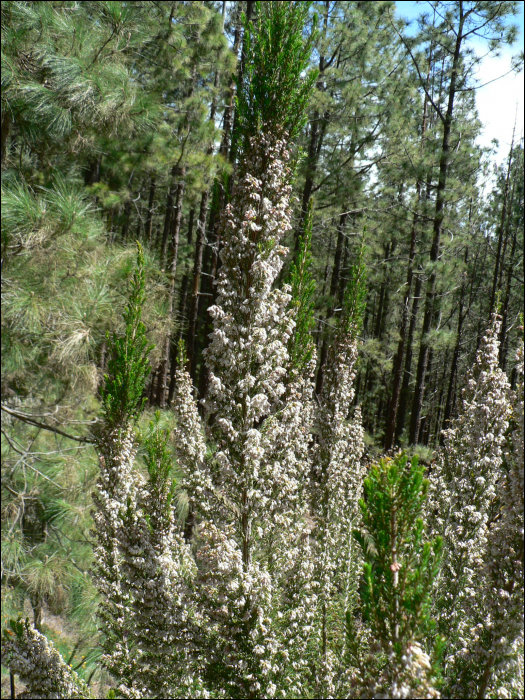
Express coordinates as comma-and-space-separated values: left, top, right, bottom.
310, 322, 365, 693
449, 340, 524, 699
173, 130, 319, 695
370, 643, 440, 699
91, 418, 198, 697
428, 315, 514, 695
1, 619, 90, 699
91, 424, 142, 697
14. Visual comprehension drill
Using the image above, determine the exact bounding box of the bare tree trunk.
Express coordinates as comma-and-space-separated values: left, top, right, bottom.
187, 189, 210, 380
145, 175, 156, 242
315, 209, 349, 396
442, 247, 469, 440
499, 222, 518, 370
395, 275, 422, 443
160, 166, 178, 270
1, 112, 10, 165
489, 130, 515, 314
157, 171, 185, 407
409, 14, 464, 444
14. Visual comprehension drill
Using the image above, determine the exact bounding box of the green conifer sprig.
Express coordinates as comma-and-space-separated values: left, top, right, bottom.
353, 454, 443, 657
100, 242, 154, 429
342, 237, 367, 337
142, 411, 176, 524
288, 197, 316, 373
235, 1, 318, 145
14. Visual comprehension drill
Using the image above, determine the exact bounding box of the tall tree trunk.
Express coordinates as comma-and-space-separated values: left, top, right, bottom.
121, 198, 132, 242
156, 170, 185, 407
228, 0, 254, 168
489, 130, 515, 314
383, 65, 432, 450
160, 166, 178, 270
409, 13, 465, 445
499, 222, 518, 370
315, 209, 349, 396
187, 189, 210, 380
432, 348, 448, 445
167, 211, 195, 404
1, 112, 10, 165
295, 111, 329, 252
384, 205, 419, 450
442, 246, 469, 440
145, 175, 156, 242
395, 274, 422, 443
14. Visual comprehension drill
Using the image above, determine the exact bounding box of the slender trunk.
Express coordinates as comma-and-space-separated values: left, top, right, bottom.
229, 0, 254, 167
187, 189, 210, 379
1, 112, 10, 164
384, 204, 419, 450
145, 175, 156, 242
442, 247, 469, 439
409, 15, 464, 445
157, 172, 185, 407
499, 223, 518, 370
31, 595, 43, 632
489, 133, 515, 314
121, 198, 131, 241
433, 349, 448, 445
315, 209, 349, 395
383, 71, 431, 450
330, 211, 348, 298
395, 275, 422, 443
295, 112, 328, 251
337, 234, 350, 307
420, 347, 434, 445
160, 166, 178, 270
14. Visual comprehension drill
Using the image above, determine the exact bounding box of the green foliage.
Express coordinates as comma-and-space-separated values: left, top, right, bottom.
342, 237, 367, 336
288, 197, 316, 373
353, 453, 443, 658
142, 411, 176, 522
100, 242, 154, 429
235, 1, 318, 145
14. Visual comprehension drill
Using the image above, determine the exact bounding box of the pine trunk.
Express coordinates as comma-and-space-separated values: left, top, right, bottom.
409, 16, 464, 445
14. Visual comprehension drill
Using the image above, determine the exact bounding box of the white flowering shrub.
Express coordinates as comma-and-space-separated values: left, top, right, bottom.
446, 339, 524, 700
172, 128, 318, 698
428, 315, 519, 698
309, 249, 367, 695
3, 4, 523, 699
2, 617, 90, 699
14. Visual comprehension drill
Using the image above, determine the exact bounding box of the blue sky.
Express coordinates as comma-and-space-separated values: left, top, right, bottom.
394, 1, 525, 164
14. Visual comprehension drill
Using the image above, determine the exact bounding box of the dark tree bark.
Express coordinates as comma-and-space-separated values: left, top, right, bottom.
157, 171, 185, 407
1, 112, 10, 164
384, 207, 419, 450
145, 175, 157, 242
315, 209, 349, 396
187, 189, 210, 380
383, 68, 432, 450
499, 222, 518, 370
409, 11, 465, 445
160, 166, 178, 270
442, 246, 469, 440
489, 134, 515, 314
432, 348, 448, 445
395, 274, 422, 443
121, 198, 132, 242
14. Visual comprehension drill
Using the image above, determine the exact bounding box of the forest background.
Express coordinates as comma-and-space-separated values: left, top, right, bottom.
1, 0, 524, 697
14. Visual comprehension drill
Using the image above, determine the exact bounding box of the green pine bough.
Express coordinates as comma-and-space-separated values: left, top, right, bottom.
99, 241, 154, 432
352, 453, 444, 698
